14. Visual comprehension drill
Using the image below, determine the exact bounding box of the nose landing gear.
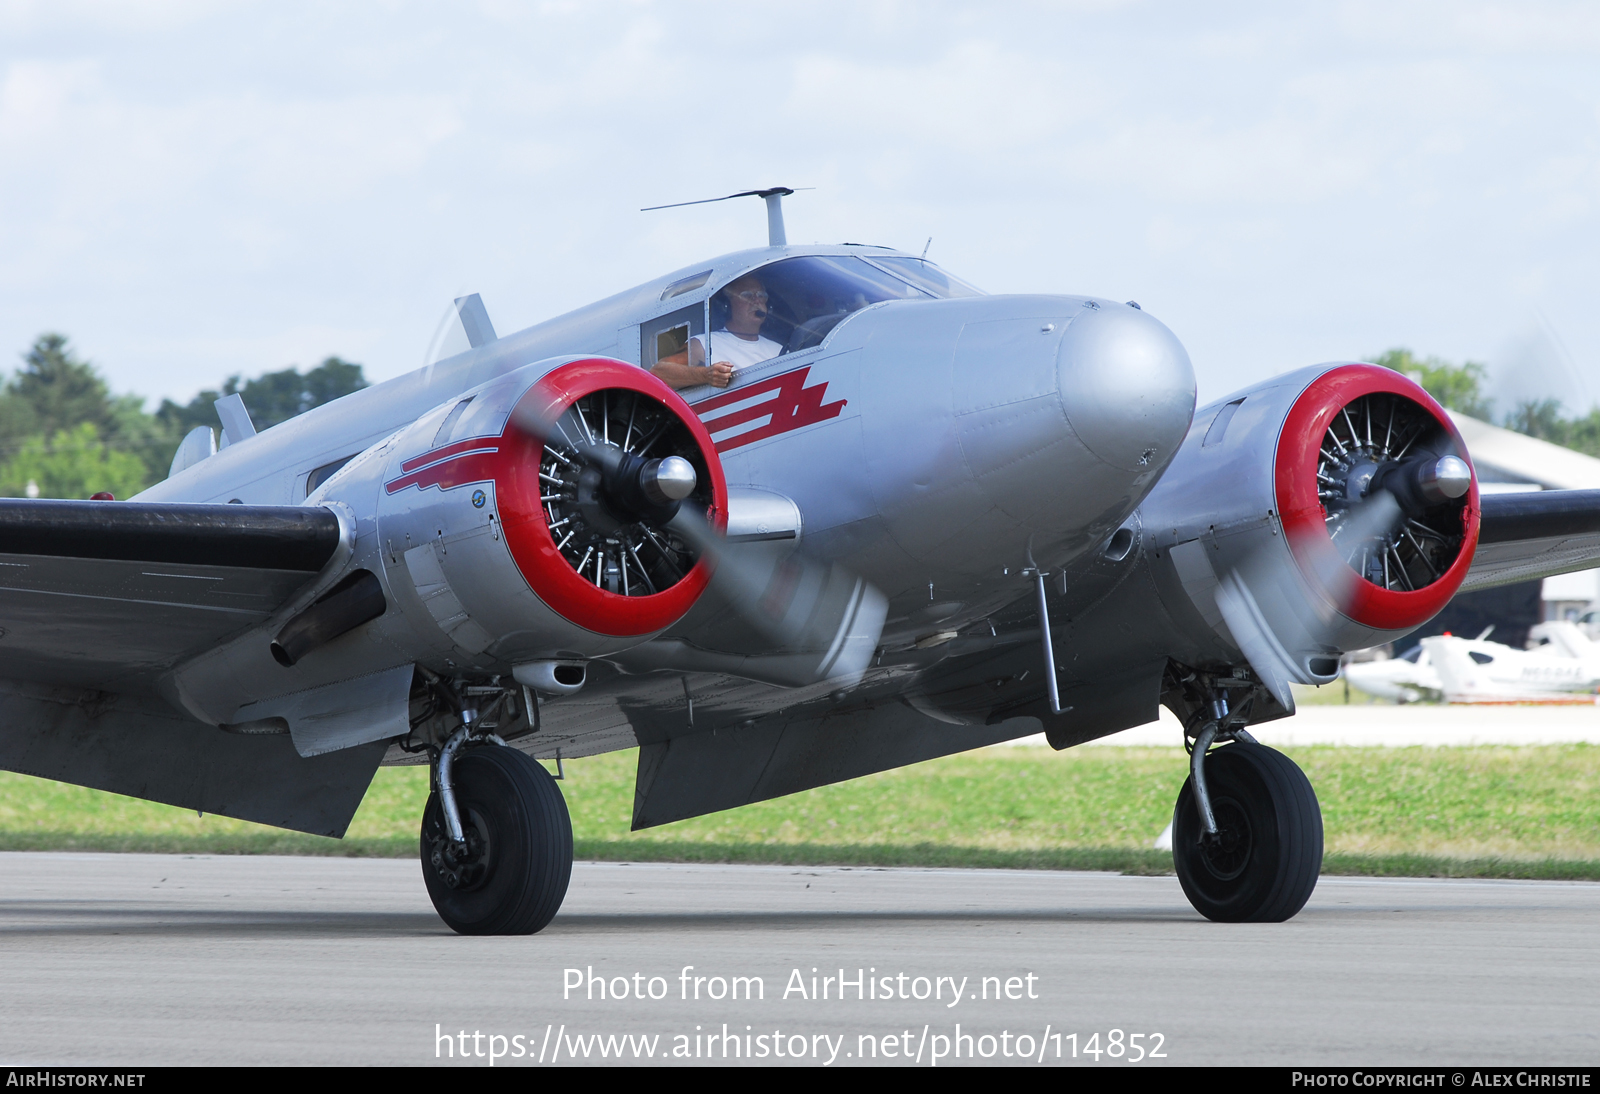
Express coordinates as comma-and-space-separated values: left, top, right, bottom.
420, 741, 573, 936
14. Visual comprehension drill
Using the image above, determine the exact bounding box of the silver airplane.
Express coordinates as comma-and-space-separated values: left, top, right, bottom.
3, 190, 1596, 931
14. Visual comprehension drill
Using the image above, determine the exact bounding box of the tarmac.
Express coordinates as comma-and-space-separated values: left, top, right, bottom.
2, 702, 1597, 1068
0, 854, 1596, 1067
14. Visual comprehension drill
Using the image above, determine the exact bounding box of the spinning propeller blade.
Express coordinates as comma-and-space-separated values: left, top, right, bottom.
664, 505, 887, 685
511, 387, 887, 686
1216, 489, 1403, 709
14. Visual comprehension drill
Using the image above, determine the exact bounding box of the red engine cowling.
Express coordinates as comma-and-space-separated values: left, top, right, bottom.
1147, 362, 1479, 697
1274, 363, 1481, 632
336, 357, 728, 669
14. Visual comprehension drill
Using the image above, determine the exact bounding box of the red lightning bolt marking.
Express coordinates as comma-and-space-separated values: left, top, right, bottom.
693, 366, 846, 452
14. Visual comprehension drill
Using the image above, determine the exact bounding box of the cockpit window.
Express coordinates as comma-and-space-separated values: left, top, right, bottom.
864, 256, 985, 298
723, 256, 936, 354
660, 269, 713, 301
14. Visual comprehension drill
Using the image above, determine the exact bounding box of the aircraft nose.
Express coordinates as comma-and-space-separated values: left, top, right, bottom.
1056, 303, 1195, 474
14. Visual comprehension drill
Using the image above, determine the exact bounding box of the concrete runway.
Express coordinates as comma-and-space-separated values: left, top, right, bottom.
0, 854, 1596, 1067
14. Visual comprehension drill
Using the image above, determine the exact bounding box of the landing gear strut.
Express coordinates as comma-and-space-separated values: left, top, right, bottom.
1172, 690, 1323, 922
420, 722, 573, 935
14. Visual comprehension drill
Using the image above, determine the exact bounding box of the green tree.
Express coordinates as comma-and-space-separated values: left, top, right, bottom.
1501, 399, 1600, 458
1553, 409, 1600, 457
156, 356, 368, 436
1373, 346, 1600, 459
0, 336, 370, 496
1503, 398, 1566, 442
1371, 348, 1494, 420
0, 334, 116, 448
0, 335, 177, 491
0, 422, 150, 500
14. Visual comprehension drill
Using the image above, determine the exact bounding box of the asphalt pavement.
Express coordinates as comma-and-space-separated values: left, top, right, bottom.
0, 853, 1595, 1067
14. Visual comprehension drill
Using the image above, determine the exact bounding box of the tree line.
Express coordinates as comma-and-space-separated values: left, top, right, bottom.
1, 334, 367, 500
1374, 347, 1600, 456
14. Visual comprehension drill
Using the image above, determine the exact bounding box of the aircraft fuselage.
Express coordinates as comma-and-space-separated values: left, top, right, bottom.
139, 243, 1196, 658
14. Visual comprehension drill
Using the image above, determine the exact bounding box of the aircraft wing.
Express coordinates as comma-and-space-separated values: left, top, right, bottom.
0, 499, 342, 690
1460, 489, 1600, 593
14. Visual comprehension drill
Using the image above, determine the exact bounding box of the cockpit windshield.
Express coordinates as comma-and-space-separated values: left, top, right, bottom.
863, 256, 984, 299
721, 255, 984, 354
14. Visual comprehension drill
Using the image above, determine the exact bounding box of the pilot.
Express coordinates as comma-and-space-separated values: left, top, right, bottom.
651, 274, 781, 389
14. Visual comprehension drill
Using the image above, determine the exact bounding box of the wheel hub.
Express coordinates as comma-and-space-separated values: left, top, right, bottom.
427, 806, 493, 891
1198, 797, 1252, 881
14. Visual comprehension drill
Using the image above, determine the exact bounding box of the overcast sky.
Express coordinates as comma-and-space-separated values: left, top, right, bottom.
3, 1, 1599, 416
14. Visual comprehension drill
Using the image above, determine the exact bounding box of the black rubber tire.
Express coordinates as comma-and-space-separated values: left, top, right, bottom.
420, 746, 573, 935
1173, 742, 1323, 923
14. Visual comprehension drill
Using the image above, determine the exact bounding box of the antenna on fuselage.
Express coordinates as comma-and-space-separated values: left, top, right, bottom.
641, 186, 810, 247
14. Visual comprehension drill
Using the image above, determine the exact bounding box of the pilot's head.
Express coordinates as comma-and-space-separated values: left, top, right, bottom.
721, 274, 769, 336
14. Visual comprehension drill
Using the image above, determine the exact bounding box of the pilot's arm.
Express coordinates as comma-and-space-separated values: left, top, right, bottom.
650, 337, 735, 389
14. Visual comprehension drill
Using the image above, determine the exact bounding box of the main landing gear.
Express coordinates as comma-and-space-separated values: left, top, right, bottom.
1172, 693, 1323, 922
420, 724, 573, 935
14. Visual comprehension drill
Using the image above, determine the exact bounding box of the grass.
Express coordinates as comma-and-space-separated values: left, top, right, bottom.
2, 743, 1599, 879
1291, 681, 1408, 706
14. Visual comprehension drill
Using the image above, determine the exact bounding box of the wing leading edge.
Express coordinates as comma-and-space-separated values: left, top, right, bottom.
1460, 489, 1600, 593
0, 500, 343, 689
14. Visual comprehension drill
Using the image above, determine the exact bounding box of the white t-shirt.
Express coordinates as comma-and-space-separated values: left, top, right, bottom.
692, 331, 782, 372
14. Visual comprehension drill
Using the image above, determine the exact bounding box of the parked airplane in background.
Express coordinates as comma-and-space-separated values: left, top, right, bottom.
2, 189, 1598, 932
1424, 622, 1600, 704
1345, 623, 1600, 704
1343, 643, 1447, 704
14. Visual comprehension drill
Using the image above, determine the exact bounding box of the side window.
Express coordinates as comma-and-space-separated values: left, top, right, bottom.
305, 454, 355, 498
433, 396, 475, 447
639, 302, 706, 371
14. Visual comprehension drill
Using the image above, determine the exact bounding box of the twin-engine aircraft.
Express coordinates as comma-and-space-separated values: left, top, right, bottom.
4, 192, 1598, 931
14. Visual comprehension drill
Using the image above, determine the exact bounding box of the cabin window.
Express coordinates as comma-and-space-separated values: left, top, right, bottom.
639, 302, 706, 371
660, 269, 713, 302
305, 454, 355, 498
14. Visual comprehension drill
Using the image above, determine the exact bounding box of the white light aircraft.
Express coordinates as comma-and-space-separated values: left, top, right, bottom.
1423, 622, 1600, 704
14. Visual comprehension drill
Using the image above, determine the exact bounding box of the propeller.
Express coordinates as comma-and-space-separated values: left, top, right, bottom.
1217, 488, 1404, 708
1218, 421, 1473, 712
509, 388, 886, 686
663, 504, 886, 685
